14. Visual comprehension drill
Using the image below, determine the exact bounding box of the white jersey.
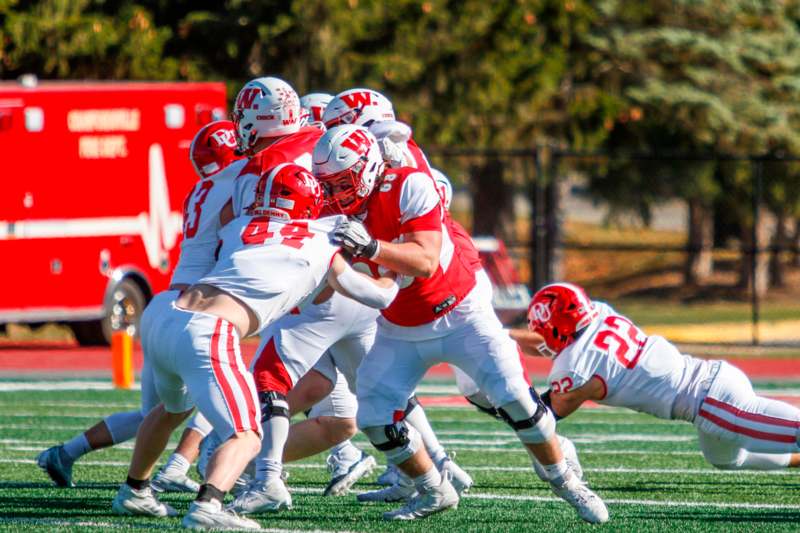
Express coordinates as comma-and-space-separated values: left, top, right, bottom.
199, 214, 343, 334
170, 158, 248, 286
548, 302, 718, 421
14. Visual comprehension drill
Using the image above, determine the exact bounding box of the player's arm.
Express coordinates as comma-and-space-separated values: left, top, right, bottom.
509, 328, 546, 357
327, 253, 398, 309
219, 198, 234, 227
543, 376, 606, 419
371, 230, 441, 278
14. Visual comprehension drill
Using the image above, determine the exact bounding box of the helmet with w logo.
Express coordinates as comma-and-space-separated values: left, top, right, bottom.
300, 92, 333, 129
189, 120, 243, 179
322, 88, 395, 129
528, 282, 598, 358
232, 77, 300, 153
246, 163, 324, 221
313, 125, 384, 215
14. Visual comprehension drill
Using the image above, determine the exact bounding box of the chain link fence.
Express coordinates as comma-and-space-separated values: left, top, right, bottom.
427, 148, 800, 348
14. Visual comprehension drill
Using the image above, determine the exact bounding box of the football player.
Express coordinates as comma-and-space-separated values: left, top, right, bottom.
315, 126, 608, 523
36, 120, 245, 491
299, 92, 333, 129
112, 163, 398, 530
529, 282, 800, 471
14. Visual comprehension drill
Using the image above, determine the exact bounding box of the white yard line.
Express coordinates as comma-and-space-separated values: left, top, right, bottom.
0, 381, 141, 392
0, 517, 353, 533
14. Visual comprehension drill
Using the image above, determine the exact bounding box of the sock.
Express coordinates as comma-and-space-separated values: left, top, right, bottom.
162, 452, 191, 475
62, 434, 91, 461
197, 482, 225, 504
404, 403, 448, 465
540, 459, 569, 484
126, 475, 149, 490
255, 414, 290, 482
413, 466, 442, 492
329, 440, 362, 463
736, 451, 791, 470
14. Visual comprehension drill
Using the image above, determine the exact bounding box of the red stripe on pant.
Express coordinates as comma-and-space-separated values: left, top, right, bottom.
209, 319, 246, 433
697, 408, 797, 444
252, 337, 294, 395
703, 397, 800, 429
224, 322, 260, 435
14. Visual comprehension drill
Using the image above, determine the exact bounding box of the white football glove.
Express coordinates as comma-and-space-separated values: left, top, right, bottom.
333, 218, 379, 259
377, 137, 406, 168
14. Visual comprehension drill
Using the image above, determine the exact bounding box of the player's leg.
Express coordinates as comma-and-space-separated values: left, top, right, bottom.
112, 302, 195, 519
180, 316, 261, 530
356, 333, 459, 520
695, 362, 800, 462
697, 429, 799, 469
444, 314, 607, 524
303, 363, 374, 496
151, 413, 212, 493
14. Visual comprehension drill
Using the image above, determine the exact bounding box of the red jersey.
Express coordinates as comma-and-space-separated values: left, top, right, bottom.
405, 137, 481, 273
239, 126, 322, 177
360, 167, 476, 327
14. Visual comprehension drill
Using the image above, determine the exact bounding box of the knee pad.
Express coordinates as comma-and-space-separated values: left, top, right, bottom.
362, 421, 420, 465
259, 391, 290, 423
465, 392, 504, 421
497, 388, 555, 444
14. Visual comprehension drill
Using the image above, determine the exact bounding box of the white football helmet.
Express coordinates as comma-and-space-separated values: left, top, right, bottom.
300, 92, 333, 129
313, 124, 384, 215
232, 77, 300, 153
432, 168, 453, 210
322, 88, 395, 129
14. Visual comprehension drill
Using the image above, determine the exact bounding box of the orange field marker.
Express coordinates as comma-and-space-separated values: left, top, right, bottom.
111, 330, 134, 389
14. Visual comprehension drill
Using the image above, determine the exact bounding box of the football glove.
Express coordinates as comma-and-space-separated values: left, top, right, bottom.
333, 218, 379, 259
377, 137, 405, 168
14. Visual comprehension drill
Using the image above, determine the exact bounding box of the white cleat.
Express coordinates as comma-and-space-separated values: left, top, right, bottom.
549, 472, 609, 524
534, 435, 584, 482
151, 468, 200, 493
182, 499, 261, 530
324, 450, 377, 496
227, 478, 292, 514
357, 474, 417, 503
376, 464, 400, 486
383, 474, 459, 520
437, 453, 473, 495
111, 483, 178, 517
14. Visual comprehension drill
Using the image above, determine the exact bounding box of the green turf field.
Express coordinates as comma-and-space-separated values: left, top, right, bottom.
1, 382, 799, 532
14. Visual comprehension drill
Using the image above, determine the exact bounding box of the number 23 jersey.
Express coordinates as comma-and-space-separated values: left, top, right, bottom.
548, 302, 718, 421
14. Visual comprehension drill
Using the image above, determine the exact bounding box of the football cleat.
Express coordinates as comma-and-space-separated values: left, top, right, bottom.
151, 467, 200, 493
324, 450, 377, 496
549, 471, 609, 524
183, 499, 261, 530
533, 435, 584, 482
376, 464, 400, 486
437, 453, 473, 495
382, 473, 459, 520
111, 483, 178, 517
36, 445, 75, 488
227, 477, 292, 514
357, 473, 417, 503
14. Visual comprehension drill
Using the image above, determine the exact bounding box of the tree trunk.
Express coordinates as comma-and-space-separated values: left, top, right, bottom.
684, 198, 714, 286
738, 206, 773, 297
769, 211, 787, 288
469, 158, 509, 237
792, 218, 800, 268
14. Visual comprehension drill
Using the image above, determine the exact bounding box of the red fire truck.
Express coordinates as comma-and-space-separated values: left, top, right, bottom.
0, 79, 226, 345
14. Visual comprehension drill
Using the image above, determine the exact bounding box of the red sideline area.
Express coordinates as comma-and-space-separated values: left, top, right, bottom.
2, 340, 800, 379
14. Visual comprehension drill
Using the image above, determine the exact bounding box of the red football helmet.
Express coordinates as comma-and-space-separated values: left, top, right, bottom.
246, 163, 324, 221
190, 120, 243, 179
527, 282, 598, 358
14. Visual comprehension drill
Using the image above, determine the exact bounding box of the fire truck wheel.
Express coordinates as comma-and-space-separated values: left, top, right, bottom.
70, 278, 148, 346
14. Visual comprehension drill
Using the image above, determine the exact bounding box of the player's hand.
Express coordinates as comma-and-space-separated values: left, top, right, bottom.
333, 218, 379, 259
377, 137, 405, 168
